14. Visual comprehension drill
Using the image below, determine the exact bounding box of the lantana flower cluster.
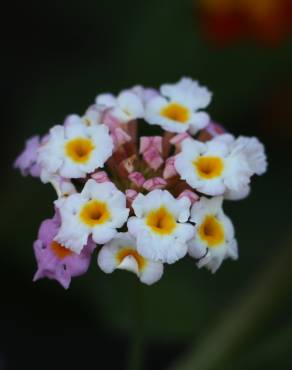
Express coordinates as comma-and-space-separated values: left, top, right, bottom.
15, 77, 267, 288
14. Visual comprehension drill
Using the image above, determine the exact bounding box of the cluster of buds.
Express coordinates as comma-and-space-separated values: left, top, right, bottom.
14, 77, 267, 288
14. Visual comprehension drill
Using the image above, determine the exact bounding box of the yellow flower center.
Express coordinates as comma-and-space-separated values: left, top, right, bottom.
51, 241, 73, 259
198, 215, 224, 247
146, 207, 176, 235
160, 102, 190, 123
194, 156, 224, 179
116, 247, 147, 271
66, 137, 95, 163
79, 200, 110, 227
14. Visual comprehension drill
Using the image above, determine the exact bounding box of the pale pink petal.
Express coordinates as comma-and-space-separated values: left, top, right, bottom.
128, 171, 146, 187
140, 136, 162, 154
91, 171, 110, 183
163, 156, 178, 179
101, 109, 122, 130
143, 177, 167, 191
177, 190, 199, 204
111, 127, 131, 147
143, 147, 164, 170
126, 189, 139, 204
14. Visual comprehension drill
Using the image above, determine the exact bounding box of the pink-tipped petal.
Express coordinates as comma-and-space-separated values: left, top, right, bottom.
143, 147, 164, 170
140, 136, 164, 170
143, 177, 167, 191
91, 171, 110, 183
163, 156, 178, 179
177, 190, 199, 204
140, 136, 162, 154
101, 109, 122, 130
128, 171, 146, 187
111, 127, 131, 148
126, 189, 139, 204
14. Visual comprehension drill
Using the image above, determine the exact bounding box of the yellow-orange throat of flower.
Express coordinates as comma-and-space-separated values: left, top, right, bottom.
80, 200, 110, 227
66, 137, 95, 163
160, 102, 190, 123
194, 156, 224, 179
51, 241, 73, 259
146, 207, 176, 235
198, 215, 224, 247
116, 248, 147, 271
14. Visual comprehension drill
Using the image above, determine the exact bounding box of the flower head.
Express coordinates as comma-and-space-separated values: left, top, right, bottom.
33, 211, 95, 289
128, 190, 195, 264
145, 77, 212, 133
14, 77, 268, 287
188, 196, 238, 273
98, 232, 163, 285
55, 179, 129, 253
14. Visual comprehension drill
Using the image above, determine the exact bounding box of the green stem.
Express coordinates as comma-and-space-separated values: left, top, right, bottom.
128, 282, 144, 370
169, 235, 292, 370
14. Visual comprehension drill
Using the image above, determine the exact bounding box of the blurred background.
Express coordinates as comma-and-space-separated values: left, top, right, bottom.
1, 0, 292, 369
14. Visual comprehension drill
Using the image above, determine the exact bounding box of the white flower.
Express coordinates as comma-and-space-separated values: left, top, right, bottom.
145, 77, 212, 134
97, 232, 164, 285
95, 90, 144, 123
188, 196, 238, 273
225, 136, 267, 200
175, 137, 252, 196
127, 189, 195, 264
54, 180, 129, 254
213, 134, 267, 200
38, 115, 113, 181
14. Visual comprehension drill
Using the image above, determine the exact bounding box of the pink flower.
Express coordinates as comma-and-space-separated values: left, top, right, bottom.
14, 136, 41, 177
143, 177, 167, 191
163, 156, 178, 179
101, 109, 122, 130
177, 190, 199, 204
140, 136, 163, 170
91, 171, 110, 183
125, 189, 139, 204
33, 212, 95, 289
111, 127, 131, 148
128, 171, 146, 187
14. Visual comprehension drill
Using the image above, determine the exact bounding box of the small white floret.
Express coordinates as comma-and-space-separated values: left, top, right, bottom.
175, 135, 265, 197
95, 90, 144, 123
188, 196, 238, 273
127, 189, 195, 264
54, 180, 129, 253
145, 77, 212, 133
97, 232, 164, 285
37, 115, 113, 181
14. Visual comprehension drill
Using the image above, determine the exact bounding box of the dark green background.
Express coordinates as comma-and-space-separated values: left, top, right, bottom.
1, 1, 292, 369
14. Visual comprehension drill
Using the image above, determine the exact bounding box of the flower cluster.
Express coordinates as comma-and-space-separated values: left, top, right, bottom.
14, 77, 267, 287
